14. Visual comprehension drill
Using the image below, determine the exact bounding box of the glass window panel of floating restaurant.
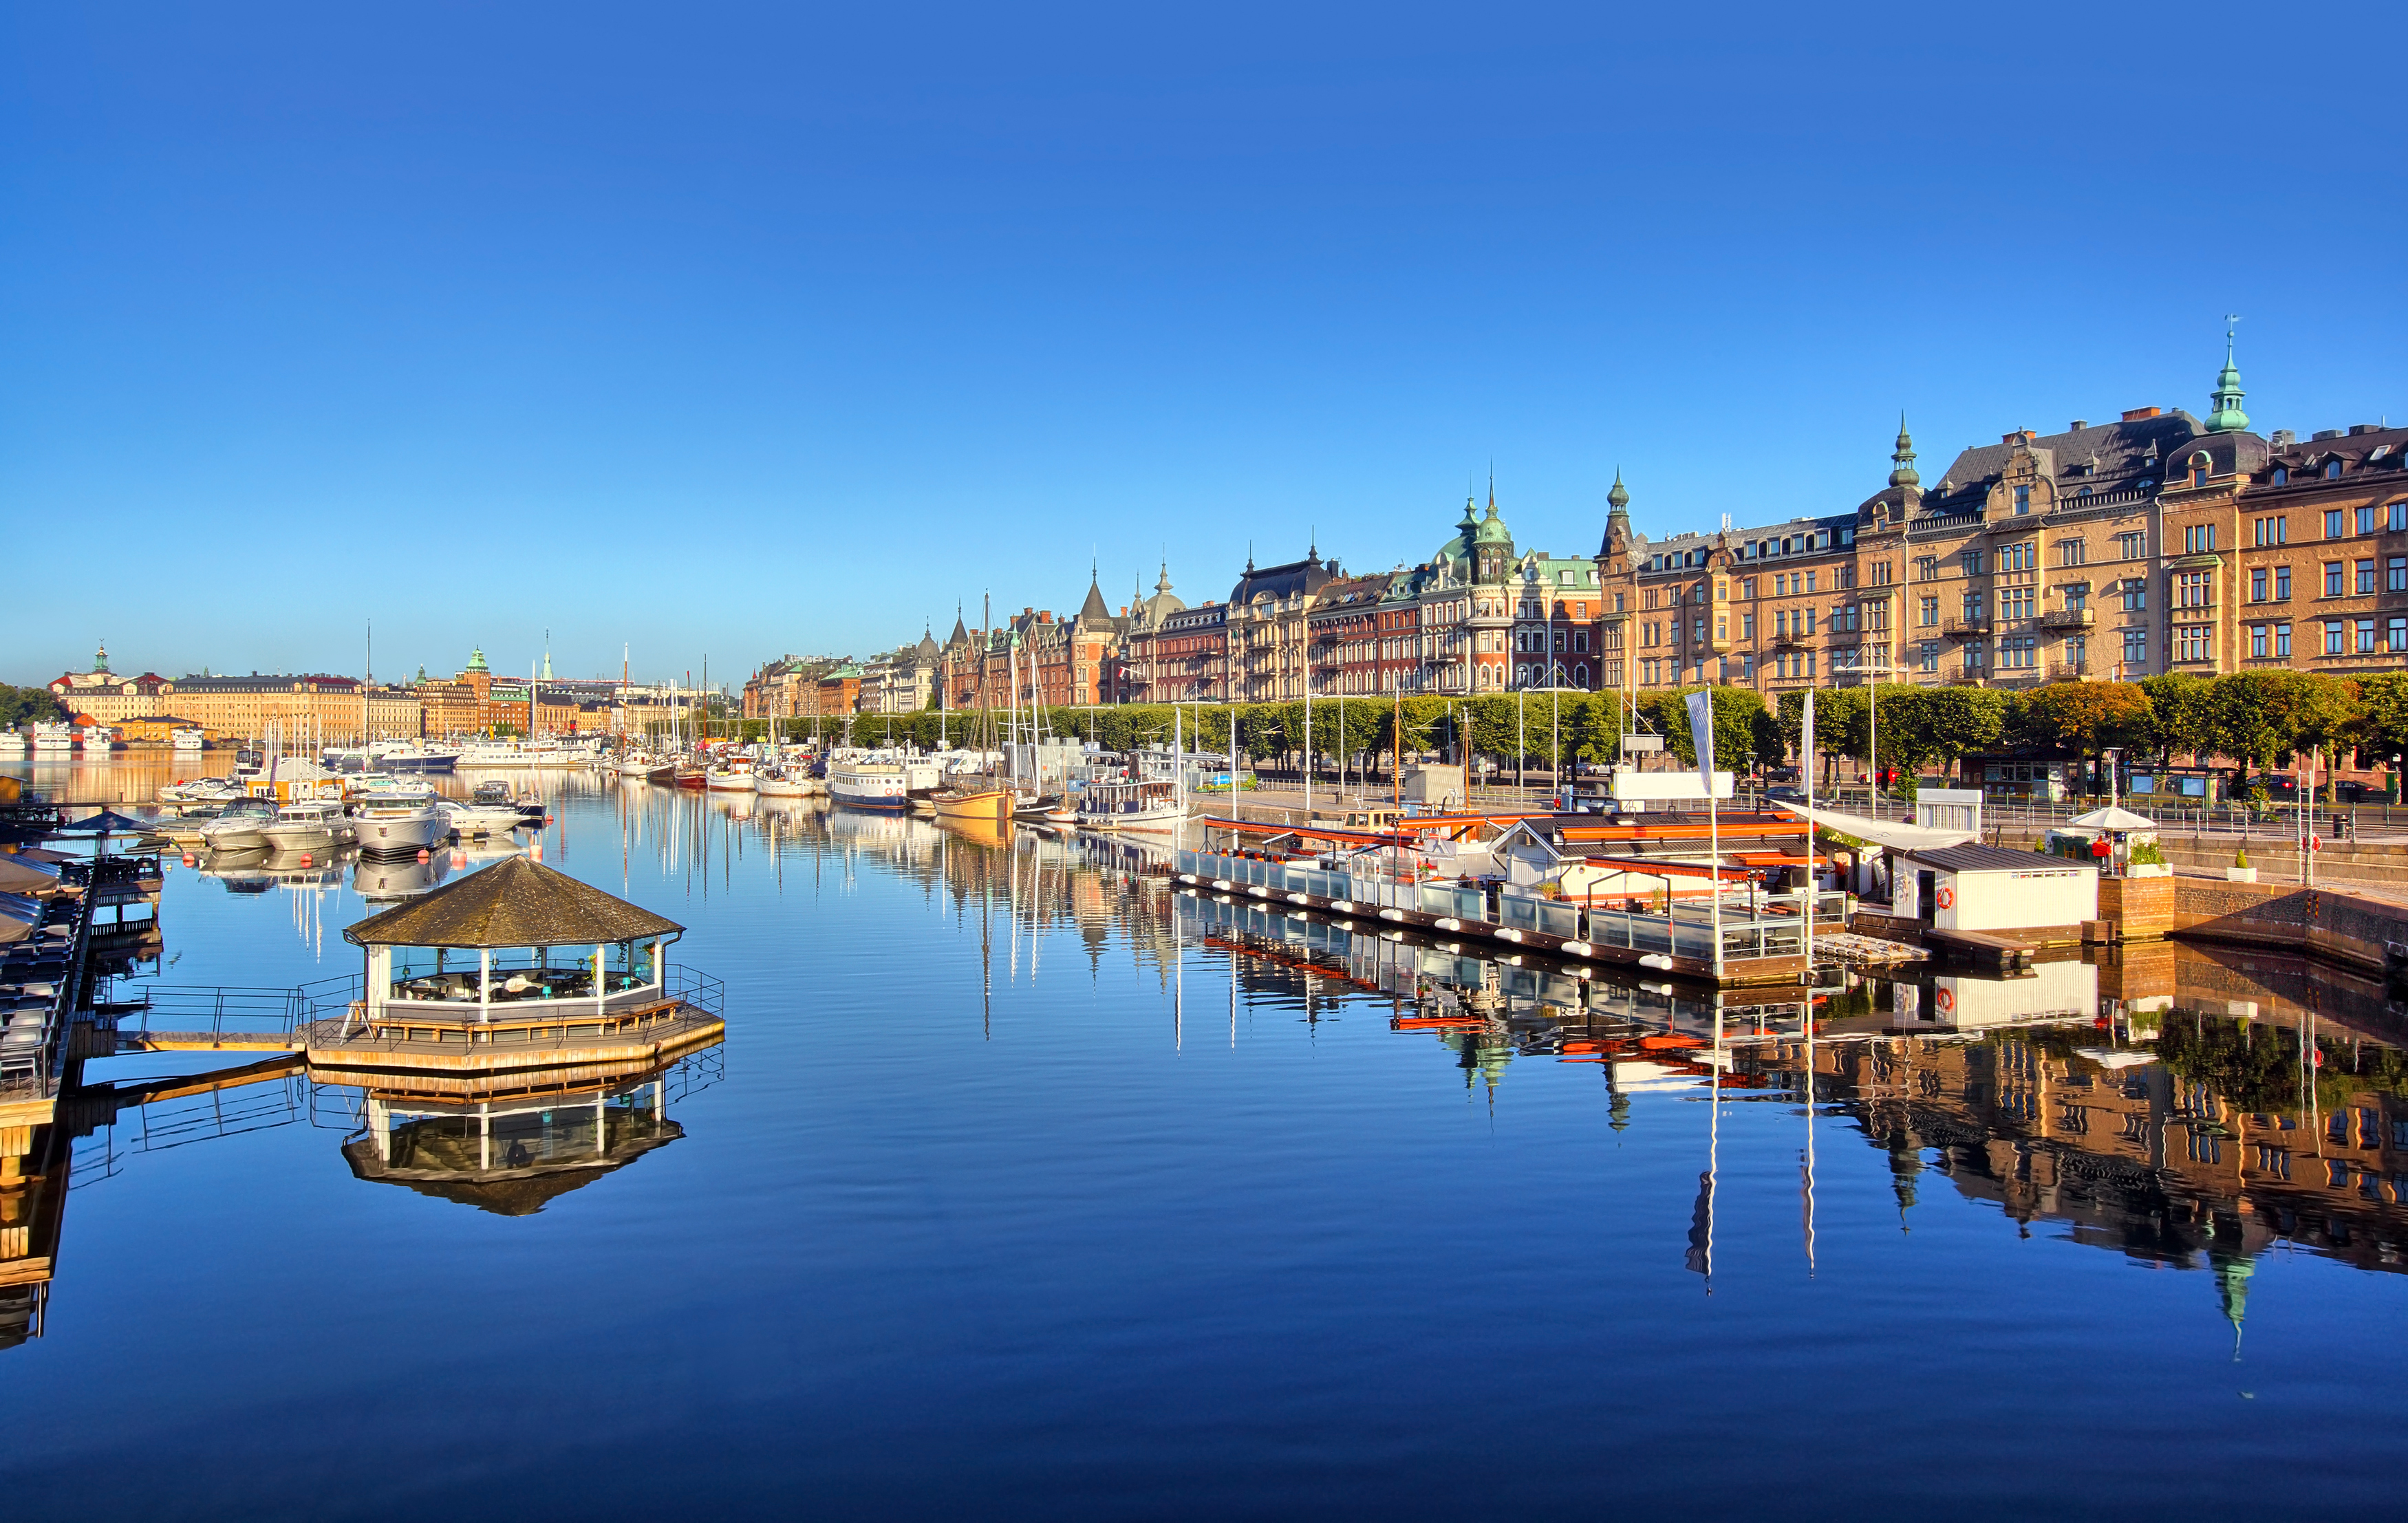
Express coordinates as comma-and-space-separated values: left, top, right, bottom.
384, 943, 656, 1004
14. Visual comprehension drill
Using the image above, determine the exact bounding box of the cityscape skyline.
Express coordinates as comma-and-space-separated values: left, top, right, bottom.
9, 6, 2404, 680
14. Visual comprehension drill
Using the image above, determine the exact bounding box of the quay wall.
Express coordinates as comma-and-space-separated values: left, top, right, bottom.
2171, 878, 2408, 977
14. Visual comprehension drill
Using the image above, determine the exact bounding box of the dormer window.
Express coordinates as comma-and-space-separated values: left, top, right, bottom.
2014, 484, 2031, 515
2326, 459, 2345, 479
2271, 466, 2288, 486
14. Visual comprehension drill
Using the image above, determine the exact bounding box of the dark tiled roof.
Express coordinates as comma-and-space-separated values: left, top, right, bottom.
1227, 553, 1333, 606
343, 856, 684, 948
2264, 424, 2408, 474
1922, 413, 2203, 511
1904, 843, 2087, 874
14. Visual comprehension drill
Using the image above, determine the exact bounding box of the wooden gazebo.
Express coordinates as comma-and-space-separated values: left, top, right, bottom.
325, 856, 721, 1070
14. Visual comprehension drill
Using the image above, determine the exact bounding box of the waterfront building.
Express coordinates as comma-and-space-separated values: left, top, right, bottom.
366, 684, 424, 740
1306, 572, 1392, 696
418, 649, 605, 737
1148, 600, 1230, 702
46, 645, 175, 724
2158, 343, 2408, 680
171, 672, 367, 742
1106, 564, 1189, 704
1228, 549, 1335, 702
1509, 546, 1603, 691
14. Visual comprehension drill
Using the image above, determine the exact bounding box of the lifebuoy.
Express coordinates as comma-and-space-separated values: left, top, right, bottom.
1935, 885, 1955, 911
1936, 987, 1955, 1013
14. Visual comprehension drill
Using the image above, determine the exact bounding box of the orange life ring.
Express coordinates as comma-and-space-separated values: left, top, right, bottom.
1936, 987, 1955, 1013
1935, 885, 1955, 911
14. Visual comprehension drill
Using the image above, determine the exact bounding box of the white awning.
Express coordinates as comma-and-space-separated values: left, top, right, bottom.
2065, 806, 2159, 832
1767, 801, 1973, 853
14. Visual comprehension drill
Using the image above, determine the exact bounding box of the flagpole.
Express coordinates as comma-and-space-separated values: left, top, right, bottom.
1802, 690, 1816, 976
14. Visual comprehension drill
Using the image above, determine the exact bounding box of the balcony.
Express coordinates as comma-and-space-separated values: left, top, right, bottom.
1769, 630, 1807, 649
2037, 607, 2096, 630
1942, 616, 1991, 639
2047, 661, 2092, 681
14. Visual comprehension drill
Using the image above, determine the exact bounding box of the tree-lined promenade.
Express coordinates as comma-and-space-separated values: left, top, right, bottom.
722, 670, 2408, 801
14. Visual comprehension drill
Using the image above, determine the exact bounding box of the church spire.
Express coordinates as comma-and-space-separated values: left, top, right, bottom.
2206, 316, 2250, 433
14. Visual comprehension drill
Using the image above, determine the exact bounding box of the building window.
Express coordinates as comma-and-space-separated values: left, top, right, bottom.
2191, 455, 2211, 487
2275, 565, 2291, 601
2001, 636, 2037, 669
2061, 540, 2086, 567
1962, 592, 1985, 621
1804, 571, 1818, 593
2356, 618, 2378, 654
1918, 643, 1939, 673
2271, 466, 2289, 485
2250, 625, 2268, 659
1963, 549, 1986, 574
2117, 532, 2145, 559
2390, 556, 2408, 593
2250, 568, 2268, 602
2389, 617, 2407, 654
2327, 460, 2344, 480
1919, 596, 1938, 627
1872, 561, 1893, 585
1916, 556, 1937, 581
2324, 620, 2345, 656
1964, 642, 1987, 671
2184, 523, 2217, 554
2327, 508, 2347, 537
2391, 501, 2408, 532
2356, 504, 2378, 535
2177, 625, 2212, 662
2255, 516, 2286, 546
2176, 572, 2212, 608
2123, 629, 2147, 666
2275, 623, 2291, 658
1741, 612, 1756, 640
2324, 562, 2345, 597
2003, 587, 2034, 620
2356, 558, 2378, 594
2014, 484, 2032, 515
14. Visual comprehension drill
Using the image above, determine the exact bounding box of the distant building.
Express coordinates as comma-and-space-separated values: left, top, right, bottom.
47, 643, 175, 723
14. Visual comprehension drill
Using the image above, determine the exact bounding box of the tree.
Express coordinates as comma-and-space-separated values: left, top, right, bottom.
0, 687, 66, 728
2140, 674, 2216, 764
1648, 687, 1766, 772
2354, 672, 2408, 769
2018, 681, 2153, 762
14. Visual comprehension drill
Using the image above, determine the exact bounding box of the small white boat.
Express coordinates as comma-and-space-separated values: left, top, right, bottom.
754, 766, 810, 797
160, 776, 246, 807
198, 798, 281, 852
351, 797, 450, 854
705, 757, 759, 792
613, 753, 674, 780
261, 800, 347, 853
436, 799, 524, 839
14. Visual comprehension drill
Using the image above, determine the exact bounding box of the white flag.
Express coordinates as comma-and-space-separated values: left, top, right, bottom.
1685, 690, 1716, 792
1800, 690, 1815, 783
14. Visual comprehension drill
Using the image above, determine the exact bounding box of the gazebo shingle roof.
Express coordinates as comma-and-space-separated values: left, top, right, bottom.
343, 856, 684, 949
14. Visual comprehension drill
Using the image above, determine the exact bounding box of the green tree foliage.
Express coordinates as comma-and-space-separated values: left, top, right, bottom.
2017, 680, 2153, 760
0, 687, 67, 728
1646, 687, 1764, 771
2139, 674, 2216, 763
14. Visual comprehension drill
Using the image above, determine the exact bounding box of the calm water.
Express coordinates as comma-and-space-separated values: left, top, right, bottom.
6, 757, 2408, 1519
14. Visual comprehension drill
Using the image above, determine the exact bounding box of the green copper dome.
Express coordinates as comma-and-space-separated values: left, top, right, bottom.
1606, 469, 1629, 512
465, 646, 490, 674
1474, 500, 1512, 543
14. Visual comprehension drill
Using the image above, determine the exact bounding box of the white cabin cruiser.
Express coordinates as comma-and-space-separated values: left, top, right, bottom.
198, 797, 281, 852
351, 797, 450, 854
261, 800, 347, 854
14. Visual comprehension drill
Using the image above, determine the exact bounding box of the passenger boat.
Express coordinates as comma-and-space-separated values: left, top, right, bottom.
1075, 778, 1183, 832
171, 727, 205, 753
0, 729, 25, 755
827, 759, 910, 812
351, 797, 450, 854
31, 723, 74, 753
198, 797, 281, 852
456, 737, 604, 768
261, 800, 347, 854
369, 741, 460, 773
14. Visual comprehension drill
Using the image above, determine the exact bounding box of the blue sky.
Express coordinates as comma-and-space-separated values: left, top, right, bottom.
6, 2, 2402, 689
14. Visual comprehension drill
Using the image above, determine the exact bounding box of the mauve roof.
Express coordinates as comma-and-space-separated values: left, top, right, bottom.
343, 856, 683, 949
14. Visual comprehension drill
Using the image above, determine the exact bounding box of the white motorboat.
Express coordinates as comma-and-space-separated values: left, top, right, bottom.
160, 777, 248, 809
705, 757, 759, 792
435, 799, 523, 839
347, 777, 438, 804
260, 800, 347, 854
198, 797, 281, 852
1075, 778, 1185, 832
351, 797, 450, 854
753, 766, 811, 797
827, 759, 909, 811
613, 753, 674, 780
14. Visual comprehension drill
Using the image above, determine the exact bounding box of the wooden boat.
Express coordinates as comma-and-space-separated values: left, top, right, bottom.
932, 786, 1013, 825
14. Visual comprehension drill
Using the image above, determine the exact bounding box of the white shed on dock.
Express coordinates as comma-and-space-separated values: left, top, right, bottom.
1893, 843, 2096, 936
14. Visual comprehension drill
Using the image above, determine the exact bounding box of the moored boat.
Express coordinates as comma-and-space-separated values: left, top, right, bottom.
198, 797, 281, 852
351, 797, 450, 855
828, 759, 910, 812
1074, 777, 1184, 832
931, 786, 1013, 825
261, 800, 347, 854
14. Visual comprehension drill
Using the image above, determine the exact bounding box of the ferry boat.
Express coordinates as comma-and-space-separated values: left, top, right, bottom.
456, 737, 605, 768
171, 727, 206, 752
1075, 778, 1183, 832
0, 729, 25, 756
369, 741, 460, 773
827, 759, 910, 812
352, 796, 451, 854
32, 723, 74, 754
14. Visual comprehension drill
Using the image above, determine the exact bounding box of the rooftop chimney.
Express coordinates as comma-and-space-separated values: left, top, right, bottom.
2070, 420, 2087, 431
2121, 407, 2162, 421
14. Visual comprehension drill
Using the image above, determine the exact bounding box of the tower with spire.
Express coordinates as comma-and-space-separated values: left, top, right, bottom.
2205, 318, 2250, 433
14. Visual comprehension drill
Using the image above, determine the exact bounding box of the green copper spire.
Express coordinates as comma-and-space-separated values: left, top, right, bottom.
2206, 317, 2250, 433
1606, 468, 1630, 512
1889, 413, 1921, 488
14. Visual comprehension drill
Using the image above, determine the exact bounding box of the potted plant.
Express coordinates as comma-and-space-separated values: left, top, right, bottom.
2127, 840, 2173, 878
2226, 847, 2256, 884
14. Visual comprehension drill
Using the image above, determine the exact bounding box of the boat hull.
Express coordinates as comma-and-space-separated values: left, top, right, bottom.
354, 813, 450, 854
932, 788, 1013, 824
